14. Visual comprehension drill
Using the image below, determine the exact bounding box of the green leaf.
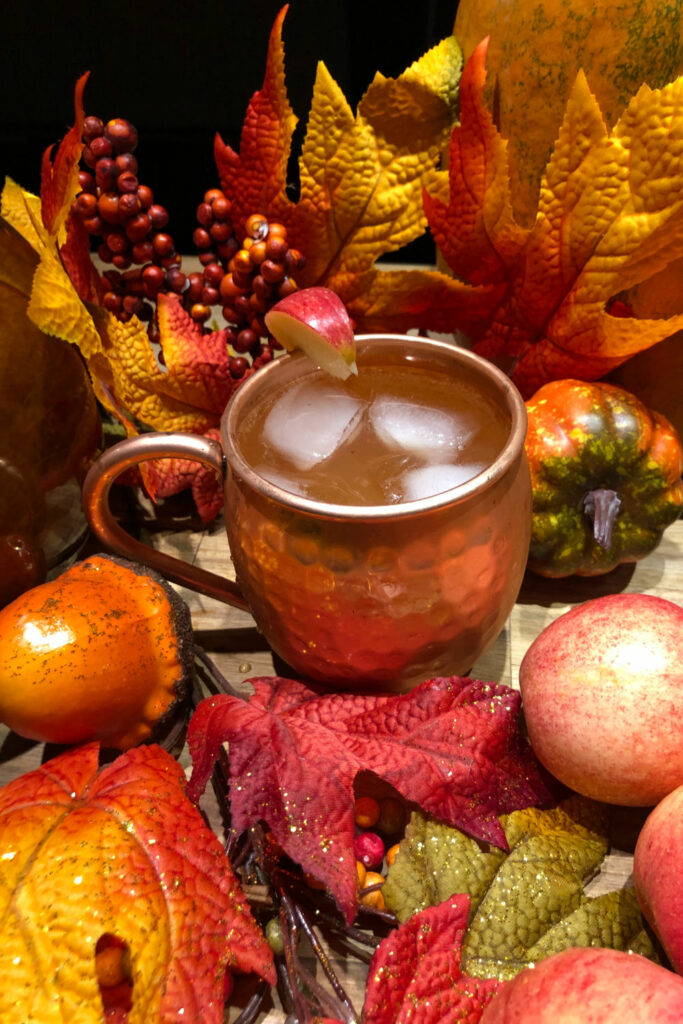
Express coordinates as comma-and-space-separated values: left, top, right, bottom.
384, 796, 659, 980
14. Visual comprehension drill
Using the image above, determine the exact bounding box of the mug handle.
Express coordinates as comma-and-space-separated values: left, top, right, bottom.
81, 432, 250, 610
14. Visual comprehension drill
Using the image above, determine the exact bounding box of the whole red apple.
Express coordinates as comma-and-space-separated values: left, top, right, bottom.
480, 947, 683, 1022
519, 593, 683, 805
634, 784, 683, 974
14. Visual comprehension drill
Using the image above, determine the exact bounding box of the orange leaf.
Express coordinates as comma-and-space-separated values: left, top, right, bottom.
0, 743, 274, 1023
213, 5, 296, 241
40, 72, 88, 244
426, 44, 683, 397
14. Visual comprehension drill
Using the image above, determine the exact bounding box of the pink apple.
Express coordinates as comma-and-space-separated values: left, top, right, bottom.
634, 784, 683, 974
264, 286, 357, 379
480, 947, 683, 1022
519, 593, 683, 805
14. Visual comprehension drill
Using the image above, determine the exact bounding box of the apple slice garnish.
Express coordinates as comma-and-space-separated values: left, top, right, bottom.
264, 286, 357, 380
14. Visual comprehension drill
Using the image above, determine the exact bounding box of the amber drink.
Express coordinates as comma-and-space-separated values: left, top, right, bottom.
236, 362, 510, 507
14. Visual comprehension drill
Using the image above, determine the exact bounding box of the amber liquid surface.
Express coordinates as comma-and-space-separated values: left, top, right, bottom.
237, 363, 510, 506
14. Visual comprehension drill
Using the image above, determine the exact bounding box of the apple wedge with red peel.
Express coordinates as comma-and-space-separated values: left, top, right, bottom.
264, 287, 357, 380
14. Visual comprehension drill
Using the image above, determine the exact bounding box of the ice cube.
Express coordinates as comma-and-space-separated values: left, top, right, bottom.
369, 397, 467, 459
253, 465, 308, 497
400, 463, 481, 502
262, 379, 365, 471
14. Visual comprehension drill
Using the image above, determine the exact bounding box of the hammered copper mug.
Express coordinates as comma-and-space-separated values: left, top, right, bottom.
82, 334, 531, 691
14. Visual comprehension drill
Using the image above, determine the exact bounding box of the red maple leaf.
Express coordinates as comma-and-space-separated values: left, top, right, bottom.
363, 895, 500, 1023
187, 675, 552, 924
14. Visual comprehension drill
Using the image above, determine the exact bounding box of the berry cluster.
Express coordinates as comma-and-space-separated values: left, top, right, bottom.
353, 794, 407, 911
189, 207, 305, 363
72, 114, 307, 370
74, 116, 186, 323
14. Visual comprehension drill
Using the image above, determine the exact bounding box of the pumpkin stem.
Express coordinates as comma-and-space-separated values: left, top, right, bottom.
583, 489, 622, 550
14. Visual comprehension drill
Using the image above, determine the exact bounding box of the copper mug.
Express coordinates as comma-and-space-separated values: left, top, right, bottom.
82, 334, 531, 691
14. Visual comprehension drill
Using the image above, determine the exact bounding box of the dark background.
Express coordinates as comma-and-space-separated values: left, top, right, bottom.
1, 0, 458, 258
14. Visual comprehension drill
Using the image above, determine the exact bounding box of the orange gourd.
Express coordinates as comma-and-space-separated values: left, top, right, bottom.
0, 554, 193, 749
453, 0, 683, 228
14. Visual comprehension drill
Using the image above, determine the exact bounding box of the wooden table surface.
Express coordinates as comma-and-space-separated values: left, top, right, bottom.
1, 514, 682, 1021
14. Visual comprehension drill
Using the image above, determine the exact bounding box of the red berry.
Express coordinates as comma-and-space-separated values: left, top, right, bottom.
230, 356, 249, 378
166, 267, 186, 294
201, 285, 220, 306
234, 329, 257, 353
82, 116, 104, 141
204, 187, 224, 205
142, 264, 165, 290
75, 192, 98, 217
354, 796, 381, 829
192, 227, 211, 252
186, 273, 204, 302
148, 205, 169, 230
260, 259, 285, 283
115, 153, 138, 176
117, 193, 141, 219
132, 240, 154, 263
117, 172, 139, 194
277, 277, 298, 299
196, 202, 213, 227
152, 233, 174, 258
111, 253, 132, 270
209, 220, 232, 243
211, 196, 232, 221
266, 235, 289, 262
105, 230, 129, 255
83, 214, 104, 234
105, 118, 138, 153
89, 135, 112, 160
78, 170, 95, 192
97, 192, 121, 225
102, 291, 122, 313
136, 184, 154, 209
95, 159, 118, 191
353, 832, 385, 870
203, 262, 224, 286
125, 213, 152, 243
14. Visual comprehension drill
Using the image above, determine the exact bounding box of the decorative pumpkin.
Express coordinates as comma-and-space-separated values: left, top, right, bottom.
0, 554, 194, 749
525, 380, 683, 577
453, 0, 683, 228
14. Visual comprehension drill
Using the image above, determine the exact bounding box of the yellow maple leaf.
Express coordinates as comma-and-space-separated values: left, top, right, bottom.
427, 40, 683, 397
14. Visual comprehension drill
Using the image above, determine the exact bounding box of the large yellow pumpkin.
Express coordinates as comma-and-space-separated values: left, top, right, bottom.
453, 0, 683, 228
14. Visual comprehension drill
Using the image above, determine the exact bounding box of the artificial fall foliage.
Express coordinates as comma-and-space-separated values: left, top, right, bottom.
362, 895, 500, 1024
186, 674, 553, 925
3, 10, 682, 521
0, 742, 274, 1024
425, 39, 683, 398
383, 795, 659, 981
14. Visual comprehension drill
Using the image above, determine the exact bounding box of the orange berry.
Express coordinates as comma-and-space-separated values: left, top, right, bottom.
386, 843, 401, 867
356, 859, 367, 888
354, 795, 380, 829
360, 871, 385, 910
95, 945, 131, 988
